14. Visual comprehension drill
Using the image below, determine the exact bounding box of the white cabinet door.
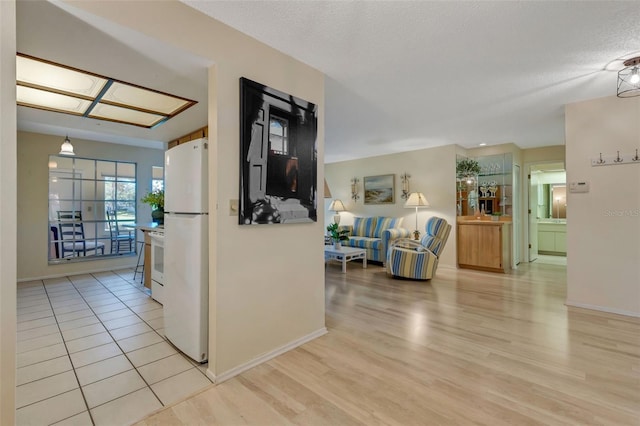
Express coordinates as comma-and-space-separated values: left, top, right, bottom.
538, 231, 555, 251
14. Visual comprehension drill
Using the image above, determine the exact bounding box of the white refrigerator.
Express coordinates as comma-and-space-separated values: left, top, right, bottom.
163, 138, 209, 363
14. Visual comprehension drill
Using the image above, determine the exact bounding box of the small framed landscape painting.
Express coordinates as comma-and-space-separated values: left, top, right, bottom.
364, 174, 395, 204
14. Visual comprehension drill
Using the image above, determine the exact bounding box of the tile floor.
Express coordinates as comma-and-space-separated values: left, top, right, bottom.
16, 268, 213, 426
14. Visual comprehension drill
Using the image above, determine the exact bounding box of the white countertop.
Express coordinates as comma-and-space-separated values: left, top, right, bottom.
123, 222, 163, 233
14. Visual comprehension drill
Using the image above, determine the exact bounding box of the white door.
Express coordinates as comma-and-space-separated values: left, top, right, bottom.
513, 164, 520, 265
529, 171, 539, 262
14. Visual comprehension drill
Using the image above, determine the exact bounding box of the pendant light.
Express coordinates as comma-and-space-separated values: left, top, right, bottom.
59, 135, 75, 156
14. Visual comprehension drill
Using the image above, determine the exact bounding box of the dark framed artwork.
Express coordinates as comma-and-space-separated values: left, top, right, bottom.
239, 77, 318, 225
364, 174, 395, 204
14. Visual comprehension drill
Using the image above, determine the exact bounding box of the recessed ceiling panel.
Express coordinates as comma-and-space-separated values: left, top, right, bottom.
17, 55, 108, 98
16, 53, 197, 130
101, 82, 192, 115
17, 86, 92, 114
89, 103, 165, 127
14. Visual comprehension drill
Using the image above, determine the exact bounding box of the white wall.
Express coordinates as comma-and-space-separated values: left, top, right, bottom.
565, 95, 640, 316
17, 131, 165, 280
326, 144, 458, 267
535, 171, 566, 185
69, 1, 327, 378
0, 0, 17, 423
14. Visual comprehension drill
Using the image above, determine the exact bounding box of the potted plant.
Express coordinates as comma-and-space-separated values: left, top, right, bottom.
491, 212, 503, 222
141, 189, 165, 224
456, 158, 481, 179
326, 223, 349, 249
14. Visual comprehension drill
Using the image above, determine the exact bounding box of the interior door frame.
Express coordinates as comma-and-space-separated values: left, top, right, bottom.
522, 160, 566, 263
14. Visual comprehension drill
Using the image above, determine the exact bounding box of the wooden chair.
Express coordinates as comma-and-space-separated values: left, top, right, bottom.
106, 210, 134, 254
57, 211, 105, 257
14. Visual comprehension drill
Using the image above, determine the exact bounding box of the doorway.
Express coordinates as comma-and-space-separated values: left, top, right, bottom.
528, 163, 567, 265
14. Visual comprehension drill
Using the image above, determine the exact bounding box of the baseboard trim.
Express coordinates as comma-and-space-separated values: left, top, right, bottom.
208, 327, 328, 384
565, 300, 640, 318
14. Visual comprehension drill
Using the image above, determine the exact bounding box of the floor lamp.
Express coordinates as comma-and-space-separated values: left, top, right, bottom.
328, 199, 346, 224
404, 192, 430, 240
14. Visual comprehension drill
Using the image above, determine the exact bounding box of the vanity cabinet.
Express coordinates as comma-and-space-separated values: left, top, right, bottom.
537, 222, 566, 255
457, 220, 512, 273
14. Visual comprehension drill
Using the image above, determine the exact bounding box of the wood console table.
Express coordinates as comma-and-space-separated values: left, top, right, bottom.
457, 219, 512, 273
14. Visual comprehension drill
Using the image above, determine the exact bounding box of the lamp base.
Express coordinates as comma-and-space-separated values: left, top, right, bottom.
333, 214, 341, 225
413, 230, 420, 240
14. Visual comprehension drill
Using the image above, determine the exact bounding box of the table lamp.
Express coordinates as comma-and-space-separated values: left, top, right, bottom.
324, 179, 332, 198
328, 199, 346, 224
404, 192, 430, 240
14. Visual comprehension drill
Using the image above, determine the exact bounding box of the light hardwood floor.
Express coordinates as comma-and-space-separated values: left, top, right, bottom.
136, 262, 640, 425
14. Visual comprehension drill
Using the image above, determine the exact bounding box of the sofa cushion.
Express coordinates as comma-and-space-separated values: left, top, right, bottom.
373, 217, 403, 238
353, 217, 377, 237
344, 236, 382, 250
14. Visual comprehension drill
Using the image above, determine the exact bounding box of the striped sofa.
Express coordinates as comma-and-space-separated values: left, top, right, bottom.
339, 216, 411, 263
386, 217, 451, 280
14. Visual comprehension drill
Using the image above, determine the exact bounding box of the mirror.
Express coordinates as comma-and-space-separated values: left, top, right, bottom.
539, 184, 567, 219
48, 155, 137, 263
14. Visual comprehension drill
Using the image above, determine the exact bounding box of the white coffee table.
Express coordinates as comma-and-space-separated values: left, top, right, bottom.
324, 246, 367, 273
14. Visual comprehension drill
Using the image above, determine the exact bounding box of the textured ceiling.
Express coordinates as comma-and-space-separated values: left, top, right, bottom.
183, 1, 640, 162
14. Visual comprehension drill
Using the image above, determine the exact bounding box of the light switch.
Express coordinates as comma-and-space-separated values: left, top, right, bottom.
229, 199, 239, 216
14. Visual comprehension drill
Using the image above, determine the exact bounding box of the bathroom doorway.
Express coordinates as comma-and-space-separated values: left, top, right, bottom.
528, 162, 567, 265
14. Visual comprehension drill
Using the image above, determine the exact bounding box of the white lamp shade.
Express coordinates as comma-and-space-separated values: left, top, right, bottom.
329, 199, 346, 212
59, 136, 75, 156
404, 192, 429, 208
324, 179, 332, 198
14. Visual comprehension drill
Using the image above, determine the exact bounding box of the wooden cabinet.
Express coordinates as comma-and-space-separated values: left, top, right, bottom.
457, 220, 511, 273
168, 126, 208, 149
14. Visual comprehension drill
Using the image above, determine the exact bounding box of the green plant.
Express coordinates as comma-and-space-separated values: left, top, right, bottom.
141, 189, 164, 210
456, 158, 481, 178
492, 212, 503, 216
326, 223, 349, 242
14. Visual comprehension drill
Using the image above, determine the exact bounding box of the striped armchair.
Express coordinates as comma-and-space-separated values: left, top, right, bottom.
386, 217, 451, 280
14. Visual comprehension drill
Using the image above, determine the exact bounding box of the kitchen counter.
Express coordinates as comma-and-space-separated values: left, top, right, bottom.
121, 223, 163, 290
123, 222, 163, 233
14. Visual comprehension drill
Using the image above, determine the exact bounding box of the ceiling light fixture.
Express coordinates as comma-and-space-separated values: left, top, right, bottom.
16, 53, 197, 127
617, 56, 640, 98
59, 135, 75, 156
